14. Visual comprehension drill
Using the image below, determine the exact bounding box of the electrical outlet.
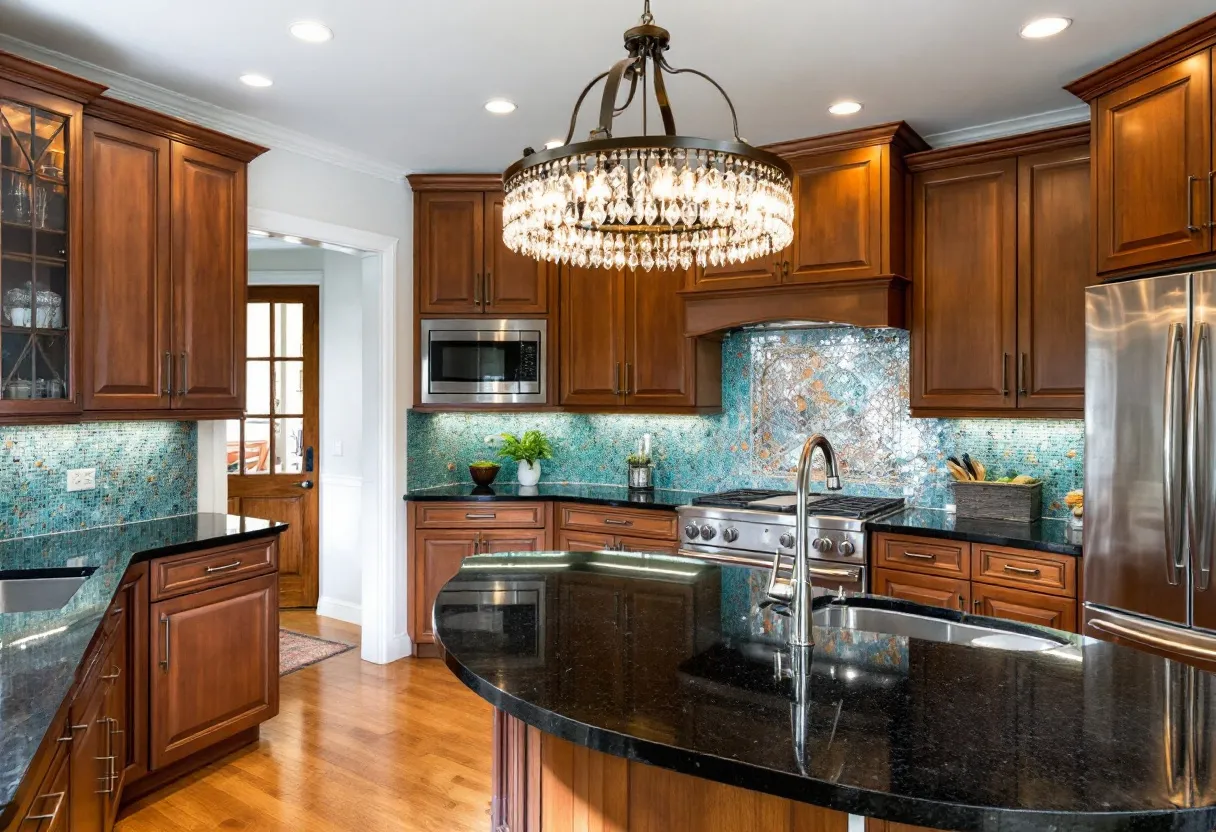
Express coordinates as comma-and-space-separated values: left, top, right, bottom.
484, 434, 504, 448
67, 468, 96, 492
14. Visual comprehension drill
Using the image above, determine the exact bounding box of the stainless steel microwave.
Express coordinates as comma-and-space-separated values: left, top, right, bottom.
420, 318, 546, 405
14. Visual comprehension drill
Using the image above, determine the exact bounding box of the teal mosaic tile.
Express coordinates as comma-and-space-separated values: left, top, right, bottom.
0, 422, 197, 540
408, 328, 1083, 518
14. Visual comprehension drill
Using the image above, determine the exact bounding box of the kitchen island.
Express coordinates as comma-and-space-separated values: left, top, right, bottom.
435, 549, 1216, 832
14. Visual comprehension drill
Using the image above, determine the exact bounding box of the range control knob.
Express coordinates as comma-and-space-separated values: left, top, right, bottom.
838, 540, 856, 557
778, 532, 796, 549
812, 537, 833, 553
700, 525, 717, 541
684, 523, 700, 540
722, 527, 740, 543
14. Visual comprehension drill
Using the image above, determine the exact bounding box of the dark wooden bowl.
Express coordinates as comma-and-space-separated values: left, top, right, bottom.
469, 464, 501, 487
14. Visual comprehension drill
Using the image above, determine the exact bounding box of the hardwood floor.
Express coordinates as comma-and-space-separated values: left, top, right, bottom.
117, 611, 493, 831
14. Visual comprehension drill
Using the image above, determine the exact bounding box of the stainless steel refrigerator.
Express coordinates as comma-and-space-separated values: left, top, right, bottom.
1085, 271, 1216, 671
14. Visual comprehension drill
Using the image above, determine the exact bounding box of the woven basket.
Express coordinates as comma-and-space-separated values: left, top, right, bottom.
953, 481, 1042, 522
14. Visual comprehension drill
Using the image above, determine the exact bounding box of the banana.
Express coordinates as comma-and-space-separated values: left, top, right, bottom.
946, 460, 971, 481
971, 458, 987, 482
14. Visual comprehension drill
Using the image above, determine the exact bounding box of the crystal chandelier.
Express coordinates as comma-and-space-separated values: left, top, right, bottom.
502, 1, 794, 272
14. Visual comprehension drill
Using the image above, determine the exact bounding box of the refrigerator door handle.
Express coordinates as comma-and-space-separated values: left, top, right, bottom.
1189, 322, 1211, 591
1166, 322, 1187, 585
1089, 617, 1216, 661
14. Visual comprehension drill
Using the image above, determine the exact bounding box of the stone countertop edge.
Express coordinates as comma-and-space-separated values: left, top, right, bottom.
402, 482, 704, 511
869, 508, 1083, 557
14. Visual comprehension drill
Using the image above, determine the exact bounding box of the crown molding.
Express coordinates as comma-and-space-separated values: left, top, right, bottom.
1066, 12, 1216, 101
764, 121, 929, 158
906, 124, 1090, 172
921, 105, 1090, 149
0, 34, 407, 182
407, 173, 504, 191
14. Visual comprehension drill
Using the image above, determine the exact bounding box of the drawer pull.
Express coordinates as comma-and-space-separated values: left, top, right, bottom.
902, 551, 937, 561
464, 513, 498, 520
24, 791, 65, 822
1003, 564, 1041, 577
204, 559, 243, 573
603, 518, 633, 527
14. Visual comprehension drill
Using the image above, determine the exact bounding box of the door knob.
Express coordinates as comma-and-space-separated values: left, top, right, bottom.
296, 480, 314, 489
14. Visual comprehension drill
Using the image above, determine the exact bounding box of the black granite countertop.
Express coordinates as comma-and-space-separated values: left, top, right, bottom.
870, 508, 1083, 556
404, 482, 703, 511
436, 550, 1216, 831
0, 514, 286, 819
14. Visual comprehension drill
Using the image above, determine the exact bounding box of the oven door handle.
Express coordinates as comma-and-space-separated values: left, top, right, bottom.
677, 548, 768, 567
805, 564, 862, 582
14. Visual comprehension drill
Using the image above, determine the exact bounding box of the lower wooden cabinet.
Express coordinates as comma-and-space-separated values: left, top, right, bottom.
149, 572, 278, 769
556, 529, 615, 552
68, 665, 111, 832
872, 567, 970, 612
19, 736, 70, 831
972, 583, 1077, 632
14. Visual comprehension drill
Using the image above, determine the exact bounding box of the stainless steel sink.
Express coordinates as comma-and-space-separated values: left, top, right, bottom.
812, 603, 1067, 652
0, 574, 92, 613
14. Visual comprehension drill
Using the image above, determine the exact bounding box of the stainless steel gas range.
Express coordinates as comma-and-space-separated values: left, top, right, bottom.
677, 489, 905, 596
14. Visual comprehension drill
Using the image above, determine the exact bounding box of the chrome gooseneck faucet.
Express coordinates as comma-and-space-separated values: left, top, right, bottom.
766, 433, 843, 648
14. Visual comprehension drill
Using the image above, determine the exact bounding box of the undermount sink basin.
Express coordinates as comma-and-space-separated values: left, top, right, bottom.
812, 602, 1067, 652
0, 571, 95, 614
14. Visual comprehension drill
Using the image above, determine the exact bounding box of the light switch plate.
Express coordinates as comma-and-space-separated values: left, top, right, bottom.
67, 468, 96, 492
484, 434, 504, 448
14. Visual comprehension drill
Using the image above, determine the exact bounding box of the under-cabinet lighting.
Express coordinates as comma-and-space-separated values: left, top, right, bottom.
248, 229, 270, 237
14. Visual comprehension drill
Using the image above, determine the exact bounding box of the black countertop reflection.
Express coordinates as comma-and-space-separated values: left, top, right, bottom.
404, 482, 703, 511
0, 514, 286, 820
436, 550, 1216, 831
870, 508, 1083, 556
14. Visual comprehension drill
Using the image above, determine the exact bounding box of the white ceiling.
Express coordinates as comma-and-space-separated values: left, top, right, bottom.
3, 0, 1213, 175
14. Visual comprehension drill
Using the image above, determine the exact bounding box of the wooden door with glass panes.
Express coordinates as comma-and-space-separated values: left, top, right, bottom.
0, 79, 83, 418
228, 286, 319, 608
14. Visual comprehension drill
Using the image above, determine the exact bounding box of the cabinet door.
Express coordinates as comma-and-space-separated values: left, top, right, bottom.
1017, 145, 1092, 411
18, 735, 69, 831
480, 528, 547, 553
82, 118, 172, 412
624, 267, 695, 408
972, 584, 1077, 632
484, 192, 548, 313
1092, 52, 1211, 274
114, 564, 149, 787
689, 252, 781, 292
68, 674, 109, 832
872, 568, 969, 612
417, 191, 484, 314
911, 160, 1018, 412
786, 145, 884, 283
618, 535, 680, 556
101, 629, 126, 826
413, 530, 477, 642
170, 142, 246, 411
559, 266, 626, 406
556, 529, 616, 552
149, 573, 278, 770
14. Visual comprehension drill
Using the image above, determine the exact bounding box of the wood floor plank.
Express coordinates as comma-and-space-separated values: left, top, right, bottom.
117, 611, 492, 832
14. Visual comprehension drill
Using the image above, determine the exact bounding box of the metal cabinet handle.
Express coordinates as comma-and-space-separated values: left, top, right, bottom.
473, 274, 482, 306
603, 518, 633, 527
465, 513, 497, 519
1164, 322, 1187, 586
624, 362, 632, 396
95, 755, 116, 794
781, 260, 791, 279
1003, 564, 1041, 577
1188, 322, 1211, 591
958, 595, 965, 611
204, 559, 243, 573
1018, 352, 1028, 396
902, 551, 937, 561
1001, 352, 1010, 396
24, 791, 65, 822
473, 532, 482, 555
973, 598, 981, 610
484, 272, 492, 306
163, 351, 173, 397
612, 362, 621, 396
1189, 175, 1202, 232
160, 615, 170, 670
178, 352, 188, 396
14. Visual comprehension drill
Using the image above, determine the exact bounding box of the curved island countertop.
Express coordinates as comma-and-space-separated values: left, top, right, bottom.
435, 549, 1216, 832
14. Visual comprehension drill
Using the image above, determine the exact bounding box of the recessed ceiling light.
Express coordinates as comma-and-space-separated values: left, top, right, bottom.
281, 235, 303, 245
544, 140, 564, 150
1020, 16, 1072, 39
290, 20, 333, 43
240, 73, 273, 88
248, 229, 270, 237
828, 101, 863, 116
485, 99, 517, 114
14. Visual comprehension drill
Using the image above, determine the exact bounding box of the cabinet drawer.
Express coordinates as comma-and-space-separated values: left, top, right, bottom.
873, 533, 969, 578
415, 502, 545, 529
971, 544, 1076, 597
972, 584, 1077, 633
150, 538, 277, 601
559, 504, 677, 541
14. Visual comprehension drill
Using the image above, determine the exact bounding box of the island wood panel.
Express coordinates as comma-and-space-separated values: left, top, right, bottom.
1016, 145, 1093, 411
1092, 51, 1212, 274
485, 191, 549, 313
560, 267, 627, 406
911, 159, 1018, 412
81, 117, 172, 411
416, 190, 484, 314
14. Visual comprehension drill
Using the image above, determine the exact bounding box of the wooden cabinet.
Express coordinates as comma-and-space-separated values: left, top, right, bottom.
559, 266, 720, 411
872, 567, 970, 612
558, 502, 679, 541
907, 126, 1090, 416
479, 528, 547, 554
971, 584, 1077, 631
413, 530, 477, 643
411, 181, 549, 315
17, 734, 69, 831
68, 655, 114, 832
692, 252, 782, 291
556, 529, 616, 552
149, 572, 278, 770
873, 533, 969, 579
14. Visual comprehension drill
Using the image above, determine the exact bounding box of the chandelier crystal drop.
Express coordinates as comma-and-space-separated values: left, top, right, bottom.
502, 1, 794, 272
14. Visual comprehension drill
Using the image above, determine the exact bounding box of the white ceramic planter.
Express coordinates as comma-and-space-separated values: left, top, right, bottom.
517, 460, 542, 486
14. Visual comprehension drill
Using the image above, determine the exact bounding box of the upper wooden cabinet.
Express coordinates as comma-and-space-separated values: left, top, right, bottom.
907, 126, 1091, 417
560, 266, 720, 411
409, 176, 549, 315
1066, 13, 1216, 277
81, 99, 264, 418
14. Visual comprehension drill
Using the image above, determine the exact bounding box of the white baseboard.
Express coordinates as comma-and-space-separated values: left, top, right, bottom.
361, 632, 412, 664
316, 596, 362, 626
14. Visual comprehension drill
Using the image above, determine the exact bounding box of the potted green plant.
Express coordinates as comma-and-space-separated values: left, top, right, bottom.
626, 451, 654, 490
468, 459, 501, 487
498, 430, 554, 486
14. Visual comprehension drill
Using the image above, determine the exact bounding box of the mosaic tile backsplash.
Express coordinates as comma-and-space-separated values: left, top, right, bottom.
408, 327, 1084, 518
0, 422, 197, 540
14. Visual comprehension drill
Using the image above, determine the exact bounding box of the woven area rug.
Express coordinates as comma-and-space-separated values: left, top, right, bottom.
280, 629, 356, 676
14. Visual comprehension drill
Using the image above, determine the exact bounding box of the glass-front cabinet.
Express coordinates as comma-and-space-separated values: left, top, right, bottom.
0, 77, 81, 417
